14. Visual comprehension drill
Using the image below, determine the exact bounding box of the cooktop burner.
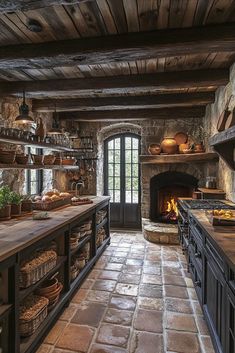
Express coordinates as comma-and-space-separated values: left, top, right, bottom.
184, 199, 235, 210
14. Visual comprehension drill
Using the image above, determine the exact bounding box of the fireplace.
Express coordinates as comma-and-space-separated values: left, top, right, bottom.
150, 171, 198, 223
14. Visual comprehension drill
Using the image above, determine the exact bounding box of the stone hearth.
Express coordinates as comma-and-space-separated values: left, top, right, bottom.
142, 218, 179, 245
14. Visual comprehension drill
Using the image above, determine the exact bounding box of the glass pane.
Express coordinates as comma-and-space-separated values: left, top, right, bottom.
31, 170, 37, 182
133, 191, 139, 204
108, 140, 114, 149
132, 149, 139, 163
108, 177, 113, 189
125, 163, 132, 177
125, 177, 132, 190
108, 190, 114, 202
132, 138, 139, 149
108, 150, 114, 163
132, 164, 138, 177
132, 178, 139, 191
31, 182, 37, 194
126, 190, 131, 203
115, 138, 120, 149
115, 164, 120, 176
114, 190, 120, 203
108, 164, 113, 177
125, 137, 132, 149
115, 178, 120, 190
114, 150, 120, 163
125, 150, 132, 163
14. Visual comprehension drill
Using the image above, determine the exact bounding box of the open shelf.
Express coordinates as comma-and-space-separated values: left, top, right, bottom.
0, 164, 78, 170
96, 217, 108, 231
70, 235, 91, 256
19, 256, 67, 301
209, 126, 235, 170
0, 135, 76, 152
0, 304, 12, 318
140, 152, 219, 164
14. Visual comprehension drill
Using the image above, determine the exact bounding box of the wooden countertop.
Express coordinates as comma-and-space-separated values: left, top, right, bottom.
0, 196, 109, 262
190, 209, 235, 269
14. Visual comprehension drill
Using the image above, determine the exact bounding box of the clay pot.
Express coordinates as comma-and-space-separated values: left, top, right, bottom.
194, 143, 205, 153
160, 137, 178, 154
148, 143, 161, 155
179, 143, 189, 154
11, 203, 22, 216
21, 200, 32, 213
0, 205, 11, 221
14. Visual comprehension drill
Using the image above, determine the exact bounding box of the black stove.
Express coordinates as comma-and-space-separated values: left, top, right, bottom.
183, 199, 235, 210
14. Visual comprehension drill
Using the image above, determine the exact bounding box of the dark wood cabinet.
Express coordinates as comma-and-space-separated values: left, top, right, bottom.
226, 287, 235, 353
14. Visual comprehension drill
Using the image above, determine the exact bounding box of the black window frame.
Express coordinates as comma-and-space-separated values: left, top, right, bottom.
24, 147, 43, 195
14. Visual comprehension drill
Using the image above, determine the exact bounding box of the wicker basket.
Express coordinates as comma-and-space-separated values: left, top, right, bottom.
20, 250, 57, 288
44, 155, 56, 165
62, 158, 76, 166
19, 295, 49, 337
0, 150, 16, 164
31, 154, 44, 165
15, 154, 29, 165
32, 197, 71, 211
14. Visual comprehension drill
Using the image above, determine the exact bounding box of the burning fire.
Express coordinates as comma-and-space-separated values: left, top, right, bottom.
166, 198, 179, 217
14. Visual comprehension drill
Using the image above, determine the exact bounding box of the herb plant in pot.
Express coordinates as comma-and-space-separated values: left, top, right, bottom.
10, 192, 23, 216
0, 186, 11, 220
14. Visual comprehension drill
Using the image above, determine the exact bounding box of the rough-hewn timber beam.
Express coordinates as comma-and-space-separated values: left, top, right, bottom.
0, 1, 90, 13
58, 107, 205, 121
32, 92, 215, 112
0, 70, 228, 98
0, 23, 234, 68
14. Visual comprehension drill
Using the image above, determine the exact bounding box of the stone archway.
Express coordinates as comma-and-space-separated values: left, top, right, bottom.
96, 122, 142, 195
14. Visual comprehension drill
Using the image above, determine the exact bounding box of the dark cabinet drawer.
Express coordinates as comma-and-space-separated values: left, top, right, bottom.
205, 237, 224, 275
188, 249, 202, 304
226, 287, 235, 353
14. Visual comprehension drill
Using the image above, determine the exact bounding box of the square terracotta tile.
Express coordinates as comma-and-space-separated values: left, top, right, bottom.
165, 312, 197, 332
200, 335, 215, 353
92, 279, 117, 292
110, 295, 137, 311
114, 251, 129, 257
72, 289, 88, 304
128, 253, 145, 259
103, 308, 133, 326
134, 309, 163, 333
109, 257, 126, 264
130, 331, 163, 353
139, 284, 162, 298
71, 302, 106, 327
119, 273, 141, 284
142, 274, 162, 285
90, 344, 127, 353
166, 330, 200, 353
88, 270, 101, 279
143, 266, 161, 275
96, 324, 130, 348
56, 324, 94, 352
36, 344, 53, 353
87, 290, 111, 303
126, 259, 143, 266
99, 270, 120, 280
163, 275, 186, 286
192, 301, 203, 315
137, 297, 164, 311
196, 316, 209, 335
165, 298, 193, 314
115, 283, 138, 296
60, 304, 78, 321
81, 278, 95, 289
105, 263, 123, 271
164, 285, 189, 299
123, 265, 142, 275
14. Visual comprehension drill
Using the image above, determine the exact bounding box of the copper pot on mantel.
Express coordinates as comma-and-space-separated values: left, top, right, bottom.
148, 143, 161, 155
160, 137, 178, 154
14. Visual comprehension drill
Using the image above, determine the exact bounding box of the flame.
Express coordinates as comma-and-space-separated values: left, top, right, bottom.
166, 198, 178, 217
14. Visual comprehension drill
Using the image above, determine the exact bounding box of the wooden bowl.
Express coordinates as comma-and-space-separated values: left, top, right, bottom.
46, 282, 63, 302
44, 155, 56, 165
36, 277, 58, 295
31, 154, 44, 165
62, 159, 76, 166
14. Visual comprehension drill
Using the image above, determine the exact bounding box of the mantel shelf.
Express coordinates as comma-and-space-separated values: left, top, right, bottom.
0, 164, 78, 170
140, 152, 218, 164
209, 126, 235, 170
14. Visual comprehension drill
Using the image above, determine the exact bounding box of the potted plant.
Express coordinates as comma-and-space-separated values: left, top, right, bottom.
9, 191, 23, 216
0, 186, 11, 220
21, 195, 33, 213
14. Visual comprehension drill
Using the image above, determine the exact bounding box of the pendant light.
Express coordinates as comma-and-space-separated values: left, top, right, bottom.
15, 91, 34, 124
47, 102, 63, 135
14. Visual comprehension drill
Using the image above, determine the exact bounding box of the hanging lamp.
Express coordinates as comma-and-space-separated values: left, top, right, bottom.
15, 91, 34, 124
47, 102, 63, 135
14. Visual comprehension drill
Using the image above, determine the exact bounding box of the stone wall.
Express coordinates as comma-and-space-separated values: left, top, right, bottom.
204, 63, 235, 202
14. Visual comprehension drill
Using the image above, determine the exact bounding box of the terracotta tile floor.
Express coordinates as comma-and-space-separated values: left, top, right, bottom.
37, 232, 215, 353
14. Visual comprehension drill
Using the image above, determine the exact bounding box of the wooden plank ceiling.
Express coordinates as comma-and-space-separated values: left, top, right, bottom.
0, 0, 235, 121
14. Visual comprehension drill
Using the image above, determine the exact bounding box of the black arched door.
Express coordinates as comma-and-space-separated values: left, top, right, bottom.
104, 134, 141, 229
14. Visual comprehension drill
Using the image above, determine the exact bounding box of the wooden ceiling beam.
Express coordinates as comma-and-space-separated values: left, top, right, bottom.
0, 69, 228, 98
32, 92, 215, 112
58, 107, 205, 121
0, 23, 234, 69
0, 1, 90, 13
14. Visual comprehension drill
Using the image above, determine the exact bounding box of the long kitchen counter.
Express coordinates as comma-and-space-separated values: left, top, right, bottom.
189, 209, 235, 269
0, 196, 110, 262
